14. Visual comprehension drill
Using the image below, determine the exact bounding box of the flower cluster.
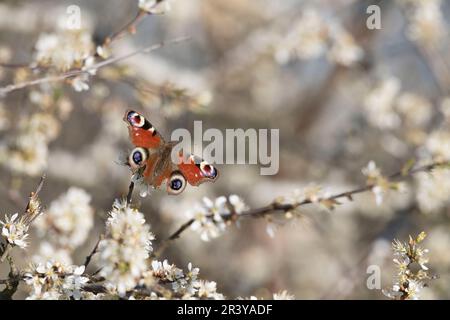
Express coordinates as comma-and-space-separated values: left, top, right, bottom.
186, 195, 247, 241
33, 27, 96, 91
151, 259, 224, 299
274, 8, 363, 66
0, 110, 64, 176
415, 128, 450, 213
34, 29, 93, 72
34, 187, 94, 249
1, 192, 42, 250
1, 213, 30, 249
97, 199, 155, 296
383, 231, 433, 300
401, 0, 446, 46
363, 77, 432, 133
32, 241, 73, 265
23, 261, 89, 300
415, 168, 450, 213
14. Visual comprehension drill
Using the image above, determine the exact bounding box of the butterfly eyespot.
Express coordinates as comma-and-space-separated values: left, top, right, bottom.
126, 111, 145, 128
128, 147, 148, 169
167, 172, 186, 195
200, 162, 217, 179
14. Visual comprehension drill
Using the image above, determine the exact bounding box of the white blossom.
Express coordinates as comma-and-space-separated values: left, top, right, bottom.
62, 265, 89, 299
97, 199, 154, 296
34, 187, 94, 248
32, 241, 73, 265
138, 0, 171, 14
416, 169, 450, 213
24, 261, 89, 300
275, 8, 328, 62
0, 133, 48, 176
273, 290, 295, 300
34, 29, 94, 72
187, 196, 228, 241
364, 78, 401, 129
197, 280, 224, 300
328, 29, 363, 66
405, 0, 446, 46
0, 213, 29, 249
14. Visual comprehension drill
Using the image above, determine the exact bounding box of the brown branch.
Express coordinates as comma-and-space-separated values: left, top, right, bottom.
0, 245, 12, 264
102, 0, 169, 48
156, 160, 449, 255
0, 62, 31, 68
102, 10, 147, 47
127, 180, 135, 205
84, 236, 102, 268
153, 218, 195, 257
23, 174, 45, 225
0, 252, 20, 300
0, 37, 190, 96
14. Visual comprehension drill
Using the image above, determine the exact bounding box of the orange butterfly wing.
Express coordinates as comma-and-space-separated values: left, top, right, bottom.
177, 154, 219, 186
123, 110, 164, 150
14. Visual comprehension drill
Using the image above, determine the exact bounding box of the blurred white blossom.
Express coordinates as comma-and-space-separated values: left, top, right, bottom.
425, 130, 450, 161
328, 29, 363, 66
364, 78, 401, 130
34, 29, 94, 72
0, 134, 48, 176
404, 0, 446, 46
32, 241, 73, 265
34, 187, 94, 248
416, 169, 450, 213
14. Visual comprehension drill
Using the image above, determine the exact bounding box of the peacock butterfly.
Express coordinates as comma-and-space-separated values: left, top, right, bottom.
123, 110, 219, 195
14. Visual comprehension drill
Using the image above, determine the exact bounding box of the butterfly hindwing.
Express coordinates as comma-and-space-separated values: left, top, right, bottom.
177, 153, 219, 187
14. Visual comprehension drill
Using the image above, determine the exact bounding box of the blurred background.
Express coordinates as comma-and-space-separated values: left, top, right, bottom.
1, 0, 450, 299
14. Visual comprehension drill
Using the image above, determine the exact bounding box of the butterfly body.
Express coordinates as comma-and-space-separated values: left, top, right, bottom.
123, 110, 218, 195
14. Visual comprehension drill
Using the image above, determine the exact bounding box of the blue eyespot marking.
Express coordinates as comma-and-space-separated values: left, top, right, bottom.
171, 179, 183, 190
133, 150, 143, 164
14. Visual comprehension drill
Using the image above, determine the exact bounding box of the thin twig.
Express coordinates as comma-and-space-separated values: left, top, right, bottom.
84, 236, 102, 268
156, 160, 449, 255
127, 181, 135, 205
102, 10, 147, 47
23, 174, 45, 225
0, 245, 12, 264
0, 37, 190, 96
0, 62, 30, 68
153, 218, 195, 257
102, 0, 168, 48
